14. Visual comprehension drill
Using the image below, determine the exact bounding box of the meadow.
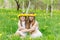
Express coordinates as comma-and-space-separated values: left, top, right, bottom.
0, 9, 60, 40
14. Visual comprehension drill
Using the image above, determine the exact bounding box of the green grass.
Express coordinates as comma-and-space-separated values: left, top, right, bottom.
0, 9, 60, 40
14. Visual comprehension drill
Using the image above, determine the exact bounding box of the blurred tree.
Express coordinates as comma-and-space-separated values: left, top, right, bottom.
14, 0, 29, 11
15, 0, 20, 10
42, 0, 58, 17
0, 0, 4, 8
0, 0, 59, 11
4, 0, 9, 8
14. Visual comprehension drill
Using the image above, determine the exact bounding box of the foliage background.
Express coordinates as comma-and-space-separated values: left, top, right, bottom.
0, 0, 60, 40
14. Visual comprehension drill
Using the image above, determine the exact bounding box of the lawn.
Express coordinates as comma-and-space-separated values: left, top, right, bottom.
0, 9, 60, 40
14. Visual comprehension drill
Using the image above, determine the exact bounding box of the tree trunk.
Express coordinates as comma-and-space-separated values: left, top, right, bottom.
22, 1, 25, 12
50, 0, 53, 17
46, 4, 49, 13
48, 5, 51, 13
26, 0, 31, 14
15, 0, 20, 11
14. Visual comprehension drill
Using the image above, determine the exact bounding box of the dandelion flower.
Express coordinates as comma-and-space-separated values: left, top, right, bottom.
58, 23, 60, 25
29, 37, 32, 40
0, 34, 2, 37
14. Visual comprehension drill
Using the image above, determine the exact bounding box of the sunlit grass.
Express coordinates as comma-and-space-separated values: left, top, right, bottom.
0, 9, 60, 40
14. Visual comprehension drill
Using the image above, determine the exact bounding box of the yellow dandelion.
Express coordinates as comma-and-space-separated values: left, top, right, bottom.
40, 14, 42, 16
29, 37, 32, 40
45, 16, 47, 19
43, 26, 48, 30
44, 13, 46, 16
11, 18, 16, 20
58, 23, 60, 24
45, 26, 48, 28
18, 14, 36, 17
14, 18, 16, 20
28, 14, 36, 16
47, 16, 50, 18
0, 34, 2, 37
2, 13, 4, 15
18, 14, 27, 17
